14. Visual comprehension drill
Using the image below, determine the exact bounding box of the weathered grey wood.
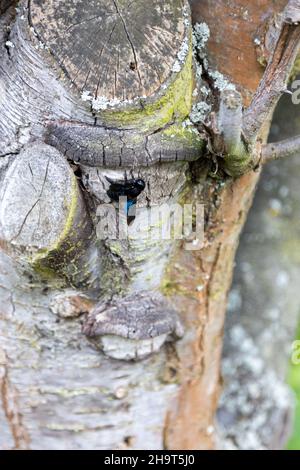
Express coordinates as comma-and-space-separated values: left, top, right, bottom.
45, 121, 203, 167
0, 144, 79, 250
0, 4, 94, 156
83, 291, 184, 361
0, 0, 197, 318
30, 0, 187, 102
0, 250, 178, 450
0, 144, 95, 288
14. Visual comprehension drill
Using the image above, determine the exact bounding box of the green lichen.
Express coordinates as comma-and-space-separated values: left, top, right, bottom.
160, 121, 204, 152
99, 39, 194, 131
30, 176, 82, 281
98, 244, 129, 297
108, 241, 124, 258
222, 149, 253, 178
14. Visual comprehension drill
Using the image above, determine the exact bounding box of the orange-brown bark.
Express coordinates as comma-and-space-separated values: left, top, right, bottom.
165, 171, 261, 449
164, 0, 287, 449
191, 0, 287, 104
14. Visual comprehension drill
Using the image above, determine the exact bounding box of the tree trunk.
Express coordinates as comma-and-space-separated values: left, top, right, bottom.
0, 0, 299, 450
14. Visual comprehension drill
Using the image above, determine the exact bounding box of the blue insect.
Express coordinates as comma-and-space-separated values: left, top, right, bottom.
106, 175, 145, 224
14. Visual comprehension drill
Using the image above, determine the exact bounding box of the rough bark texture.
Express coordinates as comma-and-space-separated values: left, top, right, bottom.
0, 0, 299, 450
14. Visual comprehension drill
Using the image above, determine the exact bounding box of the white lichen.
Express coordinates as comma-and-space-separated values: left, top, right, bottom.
81, 90, 139, 111
182, 4, 191, 29
172, 37, 189, 73
92, 96, 124, 111
35, 41, 47, 51
182, 118, 193, 128
193, 22, 210, 57
190, 101, 211, 124
192, 20, 236, 118
5, 41, 14, 49
172, 60, 181, 73
81, 90, 93, 102
209, 70, 236, 92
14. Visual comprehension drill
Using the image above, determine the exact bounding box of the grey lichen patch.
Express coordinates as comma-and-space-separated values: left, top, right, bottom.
209, 70, 236, 93
193, 21, 236, 93
193, 22, 210, 58
81, 91, 133, 113
192, 21, 210, 80
190, 101, 211, 124
191, 22, 252, 177
83, 291, 184, 361
190, 23, 211, 125
191, 22, 236, 127
172, 37, 190, 73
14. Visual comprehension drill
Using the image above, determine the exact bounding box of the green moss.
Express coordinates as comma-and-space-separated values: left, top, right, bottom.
30, 176, 81, 281
100, 39, 194, 131
223, 149, 252, 178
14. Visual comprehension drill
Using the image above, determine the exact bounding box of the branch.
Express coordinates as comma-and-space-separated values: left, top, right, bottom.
243, 0, 300, 142
262, 134, 300, 162
218, 89, 243, 156
218, 89, 252, 176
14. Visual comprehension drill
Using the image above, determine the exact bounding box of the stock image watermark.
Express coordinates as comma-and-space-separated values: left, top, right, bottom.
291, 79, 300, 105
291, 340, 300, 366
95, 198, 205, 251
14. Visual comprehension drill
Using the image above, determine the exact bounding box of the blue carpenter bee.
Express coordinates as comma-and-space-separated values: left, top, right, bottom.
106, 174, 145, 224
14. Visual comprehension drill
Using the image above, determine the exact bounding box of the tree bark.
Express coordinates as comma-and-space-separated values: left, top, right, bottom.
0, 0, 299, 450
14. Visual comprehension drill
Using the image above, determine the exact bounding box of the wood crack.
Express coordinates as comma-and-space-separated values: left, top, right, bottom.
112, 0, 142, 87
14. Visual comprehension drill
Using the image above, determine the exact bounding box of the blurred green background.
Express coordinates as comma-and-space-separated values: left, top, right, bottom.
287, 324, 300, 449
